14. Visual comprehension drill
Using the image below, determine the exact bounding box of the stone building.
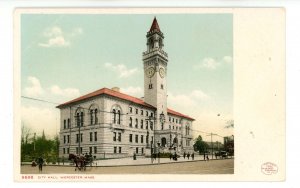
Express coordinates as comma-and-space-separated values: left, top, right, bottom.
57, 17, 194, 158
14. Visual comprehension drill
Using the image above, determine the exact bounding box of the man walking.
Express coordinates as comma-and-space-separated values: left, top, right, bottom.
38, 156, 44, 172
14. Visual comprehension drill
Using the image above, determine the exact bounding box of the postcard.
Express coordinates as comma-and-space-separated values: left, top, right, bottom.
14, 8, 285, 181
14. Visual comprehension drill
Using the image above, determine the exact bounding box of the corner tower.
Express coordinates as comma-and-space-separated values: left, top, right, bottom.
143, 17, 168, 129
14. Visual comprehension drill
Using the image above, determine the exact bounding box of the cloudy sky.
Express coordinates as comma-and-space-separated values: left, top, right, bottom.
21, 14, 233, 142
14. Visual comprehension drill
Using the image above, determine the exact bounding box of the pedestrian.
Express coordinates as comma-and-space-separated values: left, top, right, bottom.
203, 153, 206, 161
169, 153, 172, 161
187, 152, 190, 160
133, 153, 136, 160
206, 155, 209, 161
38, 156, 44, 172
191, 153, 194, 160
183, 152, 186, 159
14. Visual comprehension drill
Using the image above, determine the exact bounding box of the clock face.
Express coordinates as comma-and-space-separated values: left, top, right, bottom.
146, 67, 155, 78
159, 67, 165, 78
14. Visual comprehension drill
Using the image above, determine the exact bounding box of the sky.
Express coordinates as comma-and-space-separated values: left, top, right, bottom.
21, 13, 233, 142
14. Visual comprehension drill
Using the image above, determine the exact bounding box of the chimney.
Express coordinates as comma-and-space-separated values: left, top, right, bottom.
111, 87, 120, 92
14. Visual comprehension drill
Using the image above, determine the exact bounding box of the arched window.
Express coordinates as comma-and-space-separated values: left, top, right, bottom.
112, 109, 116, 124
90, 110, 94, 125
76, 113, 80, 127
117, 110, 121, 124
94, 109, 98, 124
111, 105, 122, 125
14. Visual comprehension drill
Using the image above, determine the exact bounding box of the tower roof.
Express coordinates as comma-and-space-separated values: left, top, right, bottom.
149, 17, 161, 32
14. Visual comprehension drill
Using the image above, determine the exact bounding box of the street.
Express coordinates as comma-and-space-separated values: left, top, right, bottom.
21, 159, 234, 174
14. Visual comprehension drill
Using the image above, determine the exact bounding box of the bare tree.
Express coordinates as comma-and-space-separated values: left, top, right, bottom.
225, 119, 234, 129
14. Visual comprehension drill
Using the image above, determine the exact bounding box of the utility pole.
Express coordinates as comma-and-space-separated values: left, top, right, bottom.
207, 133, 217, 159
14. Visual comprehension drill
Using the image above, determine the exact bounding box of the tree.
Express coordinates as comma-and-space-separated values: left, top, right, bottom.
193, 135, 209, 154
225, 120, 234, 128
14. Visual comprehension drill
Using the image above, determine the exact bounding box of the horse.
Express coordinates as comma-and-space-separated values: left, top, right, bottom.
68, 154, 86, 171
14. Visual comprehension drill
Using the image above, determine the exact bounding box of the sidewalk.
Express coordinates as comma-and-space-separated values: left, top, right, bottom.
92, 155, 231, 167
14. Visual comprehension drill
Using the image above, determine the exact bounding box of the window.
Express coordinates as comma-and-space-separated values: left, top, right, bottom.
114, 147, 117, 153
129, 117, 132, 127
135, 118, 138, 128
67, 135, 70, 143
129, 107, 132, 113
112, 109, 116, 124
169, 117, 171, 122
64, 135, 66, 144
76, 134, 79, 143
149, 84, 152, 89
119, 147, 122, 153
150, 112, 153, 117
80, 112, 84, 127
80, 133, 83, 142
136, 147, 139, 154
173, 118, 174, 122
118, 133, 121, 142
176, 119, 178, 124
141, 135, 144, 143
141, 120, 143, 129
94, 109, 98, 124
135, 135, 138, 143
80, 147, 82, 154
94, 132, 97, 142
63, 148, 65, 154
146, 121, 148, 129
117, 110, 121, 124
94, 146, 97, 154
113, 132, 116, 141
142, 148, 144, 154
129, 134, 133, 142
76, 113, 80, 127
67, 118, 70, 128
90, 110, 93, 125
161, 84, 164, 89
150, 122, 153, 130
146, 111, 148, 116
67, 148, 69, 154
136, 108, 138, 114
90, 132, 93, 142
76, 147, 79, 154
146, 135, 149, 144
89, 147, 92, 154
141, 110, 143, 115
64, 120, 66, 129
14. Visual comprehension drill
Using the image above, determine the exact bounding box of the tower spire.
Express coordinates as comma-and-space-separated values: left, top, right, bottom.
149, 17, 161, 32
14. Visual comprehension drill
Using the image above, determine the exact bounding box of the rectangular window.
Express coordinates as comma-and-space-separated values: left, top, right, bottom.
76, 147, 79, 154
146, 135, 149, 144
118, 132, 121, 142
119, 147, 122, 153
151, 112, 153, 117
94, 132, 97, 142
67, 148, 69, 154
142, 148, 144, 154
141, 120, 143, 129
141, 110, 143, 115
80, 133, 83, 142
80, 147, 82, 154
169, 117, 171, 122
141, 135, 144, 143
146, 111, 148, 116
63, 148, 65, 154
146, 121, 148, 129
135, 118, 138, 128
64, 135, 66, 144
89, 147, 92, 154
64, 119, 66, 129
94, 146, 97, 154
113, 132, 116, 141
67, 135, 70, 143
114, 146, 117, 153
76, 134, 79, 143
129, 134, 133, 142
135, 135, 138, 143
67, 118, 70, 128
136, 108, 138, 114
136, 147, 138, 154
90, 132, 93, 142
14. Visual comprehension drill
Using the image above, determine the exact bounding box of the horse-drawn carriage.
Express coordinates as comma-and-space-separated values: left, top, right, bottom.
68, 153, 93, 171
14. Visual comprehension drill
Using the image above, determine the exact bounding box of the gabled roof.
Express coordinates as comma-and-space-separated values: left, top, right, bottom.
57, 87, 194, 121
149, 17, 161, 32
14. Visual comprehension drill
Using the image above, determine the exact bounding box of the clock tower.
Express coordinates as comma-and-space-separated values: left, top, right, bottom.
143, 17, 168, 130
